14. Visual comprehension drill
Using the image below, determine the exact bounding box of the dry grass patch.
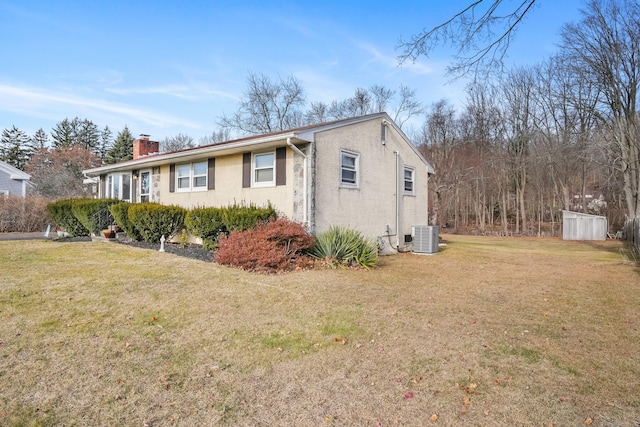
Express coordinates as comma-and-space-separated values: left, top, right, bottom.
0, 235, 639, 426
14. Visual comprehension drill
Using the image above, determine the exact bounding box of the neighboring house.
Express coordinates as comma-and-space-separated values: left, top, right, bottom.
0, 160, 32, 197
84, 113, 435, 252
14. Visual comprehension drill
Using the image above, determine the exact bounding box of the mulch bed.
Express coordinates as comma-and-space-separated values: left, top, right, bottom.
53, 235, 214, 262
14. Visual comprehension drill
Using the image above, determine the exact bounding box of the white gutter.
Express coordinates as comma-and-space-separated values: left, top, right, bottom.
84, 132, 300, 176
287, 137, 308, 226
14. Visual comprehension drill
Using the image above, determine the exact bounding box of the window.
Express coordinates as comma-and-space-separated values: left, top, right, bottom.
253, 152, 275, 187
106, 173, 132, 201
176, 161, 207, 191
140, 171, 150, 202
404, 166, 415, 195
340, 149, 359, 187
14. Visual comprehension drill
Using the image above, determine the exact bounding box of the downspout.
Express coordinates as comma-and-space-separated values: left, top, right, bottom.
395, 151, 402, 251
287, 138, 308, 226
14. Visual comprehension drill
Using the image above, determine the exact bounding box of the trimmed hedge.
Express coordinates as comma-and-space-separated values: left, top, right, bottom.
109, 202, 142, 241
221, 202, 277, 232
47, 199, 90, 236
127, 202, 187, 243
71, 198, 119, 236
185, 203, 277, 250
185, 206, 226, 250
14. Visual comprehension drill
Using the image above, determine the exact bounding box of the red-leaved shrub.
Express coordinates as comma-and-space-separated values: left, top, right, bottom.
215, 218, 315, 273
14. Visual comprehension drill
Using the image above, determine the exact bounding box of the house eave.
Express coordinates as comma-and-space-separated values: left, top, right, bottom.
84, 132, 307, 176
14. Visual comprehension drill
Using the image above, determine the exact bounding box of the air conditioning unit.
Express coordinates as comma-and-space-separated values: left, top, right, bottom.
412, 225, 439, 254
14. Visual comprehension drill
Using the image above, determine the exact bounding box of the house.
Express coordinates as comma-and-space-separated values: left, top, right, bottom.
0, 160, 32, 197
84, 113, 435, 253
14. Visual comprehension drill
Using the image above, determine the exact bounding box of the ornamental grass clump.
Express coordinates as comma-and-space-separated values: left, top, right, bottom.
310, 226, 378, 269
215, 217, 315, 273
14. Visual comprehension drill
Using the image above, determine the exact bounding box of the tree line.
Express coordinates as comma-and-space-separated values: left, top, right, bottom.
2, 0, 637, 235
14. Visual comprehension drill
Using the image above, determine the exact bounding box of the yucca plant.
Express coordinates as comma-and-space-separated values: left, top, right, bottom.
310, 226, 378, 269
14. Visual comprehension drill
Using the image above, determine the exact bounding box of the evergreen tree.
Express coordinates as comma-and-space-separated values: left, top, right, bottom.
104, 125, 134, 164
1, 126, 31, 170
77, 119, 100, 153
51, 118, 75, 148
31, 128, 49, 150
98, 125, 113, 161
50, 117, 100, 151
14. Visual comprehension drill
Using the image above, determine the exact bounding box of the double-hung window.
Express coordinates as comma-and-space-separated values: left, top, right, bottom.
404, 166, 415, 195
253, 152, 275, 187
340, 149, 359, 188
176, 161, 207, 191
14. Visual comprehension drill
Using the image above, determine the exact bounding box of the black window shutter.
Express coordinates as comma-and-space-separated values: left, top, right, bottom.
242, 153, 251, 188
169, 164, 175, 193
208, 158, 215, 190
276, 147, 286, 186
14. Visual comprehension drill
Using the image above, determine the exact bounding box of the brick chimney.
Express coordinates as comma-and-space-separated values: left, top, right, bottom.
133, 134, 159, 160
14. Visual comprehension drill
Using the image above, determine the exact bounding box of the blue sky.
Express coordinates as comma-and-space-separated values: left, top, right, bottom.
0, 0, 585, 143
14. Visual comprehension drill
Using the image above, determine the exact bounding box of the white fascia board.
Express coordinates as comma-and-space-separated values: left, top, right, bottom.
0, 161, 31, 180
84, 132, 298, 176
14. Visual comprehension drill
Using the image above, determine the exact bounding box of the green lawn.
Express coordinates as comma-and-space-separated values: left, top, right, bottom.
1, 236, 638, 426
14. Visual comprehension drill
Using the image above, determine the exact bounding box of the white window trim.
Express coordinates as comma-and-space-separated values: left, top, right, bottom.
340, 149, 359, 188
404, 166, 415, 195
107, 172, 132, 201
252, 151, 276, 188
139, 169, 152, 202
176, 161, 208, 192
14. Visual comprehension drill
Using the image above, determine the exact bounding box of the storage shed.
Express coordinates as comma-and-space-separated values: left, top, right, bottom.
562, 210, 608, 241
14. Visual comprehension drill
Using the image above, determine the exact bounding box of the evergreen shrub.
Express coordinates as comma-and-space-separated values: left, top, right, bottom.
109, 202, 142, 241
186, 203, 277, 250
127, 202, 187, 243
47, 199, 89, 236
185, 206, 226, 250
220, 202, 277, 232
71, 198, 119, 235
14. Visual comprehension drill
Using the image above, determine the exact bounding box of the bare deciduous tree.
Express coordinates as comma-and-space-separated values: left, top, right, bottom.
218, 72, 306, 135
161, 133, 196, 153
397, 0, 537, 77
561, 0, 640, 217
199, 128, 232, 146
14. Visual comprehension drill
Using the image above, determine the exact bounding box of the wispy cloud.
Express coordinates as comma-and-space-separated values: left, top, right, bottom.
105, 84, 199, 100
0, 84, 203, 130
352, 40, 436, 75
